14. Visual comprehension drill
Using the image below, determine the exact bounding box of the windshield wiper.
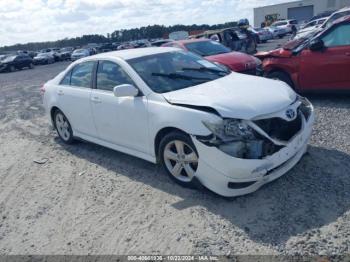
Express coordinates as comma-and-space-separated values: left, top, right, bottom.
182, 66, 228, 74
151, 72, 212, 80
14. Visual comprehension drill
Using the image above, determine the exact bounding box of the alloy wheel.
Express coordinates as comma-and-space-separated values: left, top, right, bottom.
55, 112, 71, 141
163, 140, 198, 182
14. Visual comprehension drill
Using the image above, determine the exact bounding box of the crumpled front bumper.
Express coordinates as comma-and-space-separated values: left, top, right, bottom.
192, 109, 314, 197
0, 64, 8, 72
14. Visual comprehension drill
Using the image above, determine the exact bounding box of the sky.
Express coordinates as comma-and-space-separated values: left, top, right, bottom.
0, 0, 292, 47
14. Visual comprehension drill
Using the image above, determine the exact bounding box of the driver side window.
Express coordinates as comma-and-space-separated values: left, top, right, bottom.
322, 24, 350, 47
96, 61, 134, 91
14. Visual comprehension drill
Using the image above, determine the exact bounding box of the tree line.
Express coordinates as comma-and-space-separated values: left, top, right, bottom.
0, 21, 237, 52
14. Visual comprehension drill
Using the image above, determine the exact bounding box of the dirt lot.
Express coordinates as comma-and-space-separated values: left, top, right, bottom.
0, 43, 350, 255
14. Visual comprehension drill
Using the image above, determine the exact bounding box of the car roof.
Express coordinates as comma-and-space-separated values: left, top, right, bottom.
91, 47, 180, 60
336, 6, 350, 12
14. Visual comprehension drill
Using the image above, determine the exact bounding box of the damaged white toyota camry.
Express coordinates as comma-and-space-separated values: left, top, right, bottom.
42, 47, 314, 197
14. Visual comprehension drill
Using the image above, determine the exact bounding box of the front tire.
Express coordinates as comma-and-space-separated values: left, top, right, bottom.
54, 110, 74, 144
159, 132, 199, 188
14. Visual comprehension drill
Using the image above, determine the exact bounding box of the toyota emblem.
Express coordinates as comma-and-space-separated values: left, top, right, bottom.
286, 109, 296, 120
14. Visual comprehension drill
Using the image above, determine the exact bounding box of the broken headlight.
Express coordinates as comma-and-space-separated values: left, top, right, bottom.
202, 119, 255, 142
201, 119, 270, 159
298, 96, 313, 121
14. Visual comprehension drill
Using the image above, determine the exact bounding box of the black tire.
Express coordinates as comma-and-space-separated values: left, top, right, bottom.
29, 63, 34, 69
267, 71, 294, 89
9, 65, 15, 72
53, 110, 74, 144
159, 131, 200, 189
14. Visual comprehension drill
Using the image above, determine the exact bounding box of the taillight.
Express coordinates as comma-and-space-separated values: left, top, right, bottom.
40, 84, 46, 95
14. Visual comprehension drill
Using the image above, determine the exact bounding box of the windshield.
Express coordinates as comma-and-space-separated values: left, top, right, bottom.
184, 41, 230, 56
283, 29, 322, 51
127, 51, 230, 93
324, 10, 350, 28
2, 55, 16, 62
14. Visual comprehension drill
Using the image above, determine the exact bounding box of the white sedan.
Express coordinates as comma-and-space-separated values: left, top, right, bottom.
42, 47, 314, 197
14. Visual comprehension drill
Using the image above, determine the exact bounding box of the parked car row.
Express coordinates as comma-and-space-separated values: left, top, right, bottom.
0, 54, 34, 72
293, 6, 350, 40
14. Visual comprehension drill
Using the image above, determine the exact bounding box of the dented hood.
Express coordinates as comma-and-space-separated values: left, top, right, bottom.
205, 52, 256, 72
162, 72, 296, 120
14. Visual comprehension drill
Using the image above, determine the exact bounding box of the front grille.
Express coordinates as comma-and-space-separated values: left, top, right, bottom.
253, 112, 302, 142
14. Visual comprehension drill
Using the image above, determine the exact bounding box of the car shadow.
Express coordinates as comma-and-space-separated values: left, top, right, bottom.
56, 137, 350, 247
306, 93, 350, 110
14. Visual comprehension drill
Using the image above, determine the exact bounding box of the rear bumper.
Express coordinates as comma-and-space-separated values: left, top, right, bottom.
192, 110, 314, 197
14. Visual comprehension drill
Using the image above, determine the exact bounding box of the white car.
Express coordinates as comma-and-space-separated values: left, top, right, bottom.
293, 18, 327, 39
266, 26, 287, 38
295, 7, 350, 39
42, 48, 314, 197
71, 49, 90, 61
271, 19, 299, 34
301, 17, 327, 30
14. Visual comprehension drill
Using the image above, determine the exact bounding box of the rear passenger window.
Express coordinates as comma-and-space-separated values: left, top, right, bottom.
96, 61, 134, 91
60, 71, 71, 85
70, 61, 95, 88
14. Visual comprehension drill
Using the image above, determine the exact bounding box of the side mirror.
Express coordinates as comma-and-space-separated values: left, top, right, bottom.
309, 38, 325, 51
113, 84, 139, 97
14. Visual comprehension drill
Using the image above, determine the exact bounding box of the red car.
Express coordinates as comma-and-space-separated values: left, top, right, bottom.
256, 16, 350, 92
162, 39, 262, 75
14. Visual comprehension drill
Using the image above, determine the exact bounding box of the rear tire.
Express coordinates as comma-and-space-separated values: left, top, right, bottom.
54, 110, 74, 144
267, 71, 294, 89
159, 132, 200, 188
9, 65, 15, 72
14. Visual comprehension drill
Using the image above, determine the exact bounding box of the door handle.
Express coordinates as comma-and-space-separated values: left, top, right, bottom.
91, 97, 101, 104
58, 90, 64, 96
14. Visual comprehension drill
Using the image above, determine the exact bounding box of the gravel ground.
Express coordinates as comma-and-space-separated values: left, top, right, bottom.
0, 43, 349, 256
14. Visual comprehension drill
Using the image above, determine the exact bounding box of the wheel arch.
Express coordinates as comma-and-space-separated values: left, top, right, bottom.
50, 106, 71, 129
50, 106, 60, 127
154, 127, 190, 163
266, 68, 296, 89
